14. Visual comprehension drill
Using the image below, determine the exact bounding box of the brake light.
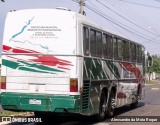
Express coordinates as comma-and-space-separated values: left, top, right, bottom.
70, 79, 78, 92
1, 76, 6, 89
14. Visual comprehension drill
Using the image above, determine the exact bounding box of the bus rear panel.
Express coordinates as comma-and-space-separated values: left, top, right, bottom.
1, 9, 82, 113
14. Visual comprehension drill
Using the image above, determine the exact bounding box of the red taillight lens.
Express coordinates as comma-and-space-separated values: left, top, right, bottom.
70, 79, 78, 92
1, 76, 6, 89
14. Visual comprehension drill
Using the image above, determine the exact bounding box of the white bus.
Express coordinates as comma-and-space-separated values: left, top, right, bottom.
0, 8, 152, 121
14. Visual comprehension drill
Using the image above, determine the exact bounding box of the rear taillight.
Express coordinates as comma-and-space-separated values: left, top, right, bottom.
1, 76, 6, 89
70, 79, 78, 92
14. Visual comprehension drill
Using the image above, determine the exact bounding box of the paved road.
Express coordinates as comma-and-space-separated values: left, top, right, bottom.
108, 83, 160, 125
1, 83, 160, 125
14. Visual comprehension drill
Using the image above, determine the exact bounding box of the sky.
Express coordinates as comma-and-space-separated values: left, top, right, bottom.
1, 0, 160, 55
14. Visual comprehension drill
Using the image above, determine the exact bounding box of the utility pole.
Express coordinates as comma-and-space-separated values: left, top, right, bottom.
79, 0, 85, 15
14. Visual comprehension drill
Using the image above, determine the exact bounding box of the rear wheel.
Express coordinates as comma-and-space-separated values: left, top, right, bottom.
96, 91, 107, 121
107, 90, 115, 117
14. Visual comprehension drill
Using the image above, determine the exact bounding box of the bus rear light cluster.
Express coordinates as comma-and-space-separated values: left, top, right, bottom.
1, 76, 6, 89
70, 79, 78, 92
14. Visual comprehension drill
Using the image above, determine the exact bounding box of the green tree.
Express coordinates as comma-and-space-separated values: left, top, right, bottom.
147, 55, 160, 80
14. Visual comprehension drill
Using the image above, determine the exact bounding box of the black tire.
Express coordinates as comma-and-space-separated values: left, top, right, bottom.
107, 90, 115, 117
96, 91, 107, 121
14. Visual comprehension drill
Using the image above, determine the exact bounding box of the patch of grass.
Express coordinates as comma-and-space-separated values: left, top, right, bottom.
156, 73, 160, 76
0, 110, 29, 116
146, 80, 159, 84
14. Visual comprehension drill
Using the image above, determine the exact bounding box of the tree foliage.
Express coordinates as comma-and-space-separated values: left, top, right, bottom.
147, 55, 160, 74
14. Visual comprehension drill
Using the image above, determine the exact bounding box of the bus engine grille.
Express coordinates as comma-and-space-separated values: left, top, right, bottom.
82, 82, 90, 110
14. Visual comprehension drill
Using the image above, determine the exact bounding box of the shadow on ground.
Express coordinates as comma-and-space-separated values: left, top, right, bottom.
7, 102, 145, 125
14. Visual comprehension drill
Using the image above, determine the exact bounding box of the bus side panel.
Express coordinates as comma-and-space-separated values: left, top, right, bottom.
82, 58, 114, 115
82, 59, 144, 115
116, 62, 143, 107
82, 58, 100, 115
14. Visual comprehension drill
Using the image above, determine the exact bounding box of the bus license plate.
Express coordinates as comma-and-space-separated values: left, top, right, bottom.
29, 99, 41, 105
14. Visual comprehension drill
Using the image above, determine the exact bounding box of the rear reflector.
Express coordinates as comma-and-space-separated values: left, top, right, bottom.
1, 76, 6, 89
70, 79, 78, 92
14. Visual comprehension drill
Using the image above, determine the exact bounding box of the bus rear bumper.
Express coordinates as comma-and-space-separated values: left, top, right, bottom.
1, 93, 81, 113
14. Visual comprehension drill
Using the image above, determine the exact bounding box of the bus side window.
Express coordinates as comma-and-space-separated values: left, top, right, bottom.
83, 27, 89, 56
117, 39, 122, 60
106, 35, 113, 59
90, 29, 96, 56
139, 46, 142, 63
130, 43, 136, 62
137, 45, 142, 63
103, 34, 107, 58
114, 37, 122, 60
113, 37, 118, 59
96, 31, 102, 57
123, 40, 130, 61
